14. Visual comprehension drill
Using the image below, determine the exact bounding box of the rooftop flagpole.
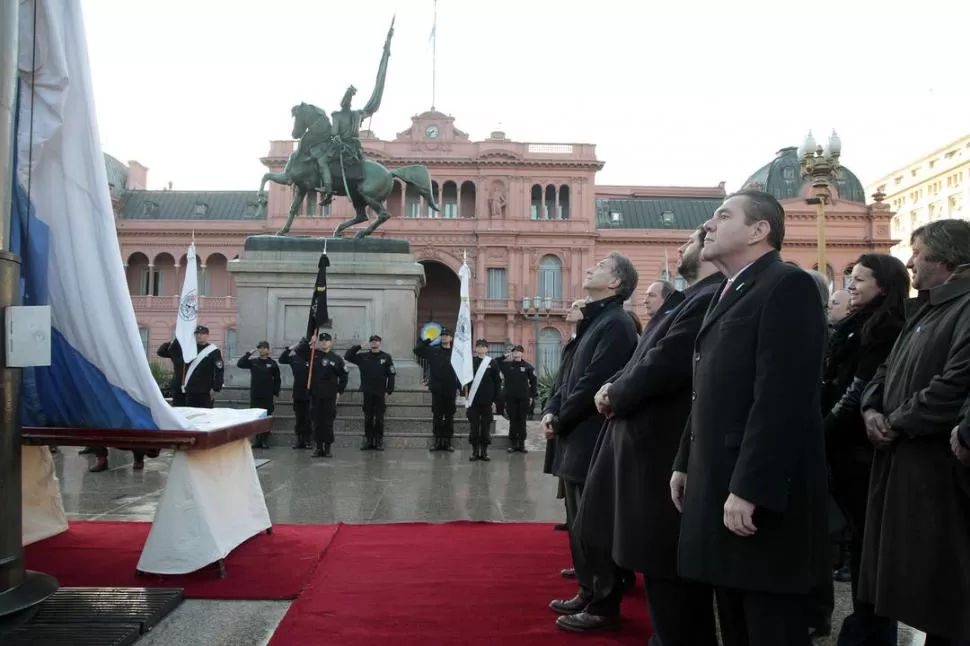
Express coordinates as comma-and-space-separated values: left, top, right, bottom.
430, 0, 438, 110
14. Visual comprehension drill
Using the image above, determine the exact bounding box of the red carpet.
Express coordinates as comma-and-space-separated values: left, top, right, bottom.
269, 522, 653, 645
23, 521, 339, 600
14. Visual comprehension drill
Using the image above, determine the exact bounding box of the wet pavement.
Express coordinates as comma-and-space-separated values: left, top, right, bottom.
47, 424, 922, 645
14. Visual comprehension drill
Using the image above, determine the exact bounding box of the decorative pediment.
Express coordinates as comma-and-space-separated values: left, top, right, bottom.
478, 148, 523, 161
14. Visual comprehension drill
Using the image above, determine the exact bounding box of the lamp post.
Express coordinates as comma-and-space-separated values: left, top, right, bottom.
520, 296, 552, 371
798, 130, 842, 282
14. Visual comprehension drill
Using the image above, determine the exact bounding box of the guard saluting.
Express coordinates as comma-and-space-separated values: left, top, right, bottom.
414, 327, 460, 452
466, 339, 502, 461
280, 338, 312, 449
237, 341, 281, 449
345, 334, 395, 451
160, 325, 224, 408
308, 332, 348, 458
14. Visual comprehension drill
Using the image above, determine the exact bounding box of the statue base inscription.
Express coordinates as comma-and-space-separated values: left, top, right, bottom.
228, 236, 426, 390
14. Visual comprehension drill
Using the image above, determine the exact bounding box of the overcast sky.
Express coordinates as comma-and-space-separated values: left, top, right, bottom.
82, 0, 970, 193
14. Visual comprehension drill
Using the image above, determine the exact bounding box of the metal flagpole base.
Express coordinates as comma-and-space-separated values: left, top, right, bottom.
0, 251, 60, 618
0, 570, 58, 618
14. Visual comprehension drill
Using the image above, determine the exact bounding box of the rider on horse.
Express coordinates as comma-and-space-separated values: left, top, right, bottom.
307, 23, 393, 205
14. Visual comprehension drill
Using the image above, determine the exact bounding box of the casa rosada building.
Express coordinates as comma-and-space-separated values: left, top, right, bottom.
113, 110, 896, 376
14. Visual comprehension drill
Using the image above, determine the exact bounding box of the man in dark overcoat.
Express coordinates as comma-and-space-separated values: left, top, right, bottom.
671, 190, 829, 646
860, 219, 970, 643
577, 226, 721, 645
542, 252, 639, 633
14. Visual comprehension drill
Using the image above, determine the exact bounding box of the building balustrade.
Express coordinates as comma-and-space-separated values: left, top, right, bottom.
474, 297, 570, 315
129, 294, 237, 311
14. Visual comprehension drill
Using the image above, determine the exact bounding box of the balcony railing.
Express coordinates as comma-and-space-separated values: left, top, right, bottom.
474, 298, 571, 315
130, 295, 237, 312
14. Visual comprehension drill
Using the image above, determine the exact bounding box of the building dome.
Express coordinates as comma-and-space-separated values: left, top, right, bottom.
741, 146, 866, 204
103, 153, 128, 197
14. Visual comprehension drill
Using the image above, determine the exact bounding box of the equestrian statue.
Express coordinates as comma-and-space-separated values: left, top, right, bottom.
256, 17, 439, 239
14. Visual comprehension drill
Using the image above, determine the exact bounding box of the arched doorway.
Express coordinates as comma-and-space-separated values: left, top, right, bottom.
417, 261, 460, 338
536, 327, 563, 377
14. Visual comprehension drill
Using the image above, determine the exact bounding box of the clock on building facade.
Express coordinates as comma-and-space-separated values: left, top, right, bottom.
425, 125, 439, 139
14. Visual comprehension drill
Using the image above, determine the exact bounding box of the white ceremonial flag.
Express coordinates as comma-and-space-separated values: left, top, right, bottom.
176, 243, 200, 362
451, 257, 474, 388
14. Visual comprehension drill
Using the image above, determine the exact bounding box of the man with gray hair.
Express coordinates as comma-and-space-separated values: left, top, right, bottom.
860, 218, 970, 643
543, 252, 639, 632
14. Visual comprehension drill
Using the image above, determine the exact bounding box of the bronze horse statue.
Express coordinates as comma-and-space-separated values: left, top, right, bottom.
256, 103, 439, 238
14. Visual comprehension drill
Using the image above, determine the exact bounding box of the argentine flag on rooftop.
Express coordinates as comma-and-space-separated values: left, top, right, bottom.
12, 0, 188, 430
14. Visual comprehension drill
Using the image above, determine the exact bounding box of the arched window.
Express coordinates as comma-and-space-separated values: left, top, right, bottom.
537, 255, 563, 305
537, 327, 563, 378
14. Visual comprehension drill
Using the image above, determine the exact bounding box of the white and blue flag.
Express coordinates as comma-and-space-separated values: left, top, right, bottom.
12, 0, 187, 430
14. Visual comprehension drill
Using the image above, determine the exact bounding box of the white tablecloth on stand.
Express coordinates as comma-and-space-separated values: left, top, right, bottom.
21, 407, 273, 576
136, 436, 272, 575
22, 444, 69, 546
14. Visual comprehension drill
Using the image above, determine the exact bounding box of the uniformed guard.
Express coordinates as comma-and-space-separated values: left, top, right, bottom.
237, 341, 282, 449
414, 328, 460, 452
496, 344, 537, 453
168, 325, 224, 408
344, 334, 395, 451
309, 332, 348, 458
157, 339, 186, 406
466, 339, 502, 461
280, 338, 312, 449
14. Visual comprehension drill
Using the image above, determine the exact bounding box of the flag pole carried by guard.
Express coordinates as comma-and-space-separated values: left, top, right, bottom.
306, 239, 330, 388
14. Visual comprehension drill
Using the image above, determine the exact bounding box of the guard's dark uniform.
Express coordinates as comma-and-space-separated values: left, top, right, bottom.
344, 339, 395, 451
160, 338, 224, 408
497, 351, 537, 452
414, 333, 460, 451
237, 346, 281, 448
309, 344, 348, 458
157, 340, 186, 406
280, 340, 312, 449
467, 349, 502, 461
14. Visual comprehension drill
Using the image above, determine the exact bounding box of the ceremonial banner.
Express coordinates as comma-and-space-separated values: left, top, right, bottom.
306, 253, 330, 338
176, 243, 200, 362
11, 0, 187, 430
450, 258, 473, 387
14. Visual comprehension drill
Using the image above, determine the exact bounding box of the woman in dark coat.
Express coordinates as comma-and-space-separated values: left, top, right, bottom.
822, 253, 909, 646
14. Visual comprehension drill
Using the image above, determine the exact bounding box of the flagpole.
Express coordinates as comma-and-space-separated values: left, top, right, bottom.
0, 0, 59, 617
431, 0, 438, 110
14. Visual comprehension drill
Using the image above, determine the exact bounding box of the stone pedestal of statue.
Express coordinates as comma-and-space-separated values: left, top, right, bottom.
227, 236, 426, 391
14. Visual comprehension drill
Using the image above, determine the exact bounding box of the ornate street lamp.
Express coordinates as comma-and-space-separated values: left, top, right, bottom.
520, 296, 553, 368
798, 130, 842, 281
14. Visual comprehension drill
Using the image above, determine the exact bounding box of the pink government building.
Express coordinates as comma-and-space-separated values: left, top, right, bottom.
112, 109, 895, 376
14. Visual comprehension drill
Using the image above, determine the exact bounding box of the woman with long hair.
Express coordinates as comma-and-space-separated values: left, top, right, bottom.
823, 253, 909, 646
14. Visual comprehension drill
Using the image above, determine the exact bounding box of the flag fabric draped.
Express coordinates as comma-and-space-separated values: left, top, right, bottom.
450, 258, 473, 387
306, 253, 330, 339
176, 243, 200, 362
11, 0, 188, 430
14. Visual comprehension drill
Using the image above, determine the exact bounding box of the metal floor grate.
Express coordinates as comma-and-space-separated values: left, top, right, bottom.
1, 621, 143, 646
0, 587, 184, 645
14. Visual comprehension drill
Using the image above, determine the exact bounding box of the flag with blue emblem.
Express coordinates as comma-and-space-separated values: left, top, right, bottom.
12, 0, 187, 430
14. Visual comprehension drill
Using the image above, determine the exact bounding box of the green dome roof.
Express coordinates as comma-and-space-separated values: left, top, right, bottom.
741, 146, 866, 204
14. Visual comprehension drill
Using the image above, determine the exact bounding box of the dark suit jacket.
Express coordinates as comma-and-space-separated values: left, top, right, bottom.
575, 273, 721, 575
544, 294, 637, 484
673, 250, 829, 595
